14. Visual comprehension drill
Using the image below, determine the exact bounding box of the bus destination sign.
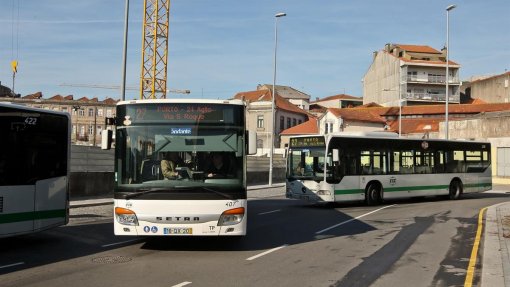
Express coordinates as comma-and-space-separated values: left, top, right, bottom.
290, 136, 325, 148
122, 103, 227, 124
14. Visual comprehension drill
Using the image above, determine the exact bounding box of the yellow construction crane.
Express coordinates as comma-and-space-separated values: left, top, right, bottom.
140, 0, 171, 99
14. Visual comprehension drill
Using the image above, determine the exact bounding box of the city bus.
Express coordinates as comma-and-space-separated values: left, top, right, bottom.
0, 102, 70, 237
286, 132, 492, 205
103, 99, 255, 236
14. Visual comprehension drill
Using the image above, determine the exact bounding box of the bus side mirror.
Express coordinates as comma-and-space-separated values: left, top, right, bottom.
101, 129, 113, 150
247, 130, 257, 155
333, 149, 339, 162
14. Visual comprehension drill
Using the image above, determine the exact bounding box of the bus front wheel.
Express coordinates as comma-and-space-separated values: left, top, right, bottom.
366, 183, 382, 206
448, 180, 463, 200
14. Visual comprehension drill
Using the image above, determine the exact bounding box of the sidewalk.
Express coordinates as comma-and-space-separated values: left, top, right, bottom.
482, 185, 510, 286
69, 183, 286, 208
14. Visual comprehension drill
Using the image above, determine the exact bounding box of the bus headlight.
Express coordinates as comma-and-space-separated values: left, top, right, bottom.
218, 207, 245, 226
115, 207, 139, 226
317, 190, 331, 196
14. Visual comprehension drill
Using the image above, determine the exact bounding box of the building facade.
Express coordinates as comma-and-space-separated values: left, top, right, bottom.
470, 71, 510, 103
363, 44, 461, 107
0, 92, 117, 145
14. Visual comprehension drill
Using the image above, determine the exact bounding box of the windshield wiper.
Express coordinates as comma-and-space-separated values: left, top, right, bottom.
201, 187, 233, 200
124, 188, 169, 200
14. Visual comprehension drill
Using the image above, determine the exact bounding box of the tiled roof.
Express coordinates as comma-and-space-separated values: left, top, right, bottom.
64, 95, 74, 100
328, 108, 386, 123
387, 118, 442, 134
312, 94, 361, 103
77, 96, 90, 102
234, 89, 310, 116
48, 95, 64, 101
281, 117, 318, 135
396, 44, 441, 54
257, 84, 310, 100
23, 92, 43, 99
102, 97, 118, 105
465, 98, 487, 105
355, 102, 383, 108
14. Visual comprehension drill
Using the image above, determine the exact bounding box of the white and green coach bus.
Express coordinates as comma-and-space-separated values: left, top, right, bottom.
286, 132, 492, 205
0, 102, 70, 237
103, 99, 256, 236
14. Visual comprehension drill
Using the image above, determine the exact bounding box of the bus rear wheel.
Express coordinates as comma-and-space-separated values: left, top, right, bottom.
366, 183, 382, 206
448, 180, 463, 200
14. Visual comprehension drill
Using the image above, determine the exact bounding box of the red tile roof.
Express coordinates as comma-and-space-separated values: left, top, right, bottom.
102, 98, 118, 105
77, 96, 90, 102
281, 117, 318, 135
396, 44, 441, 54
23, 92, 43, 99
234, 90, 310, 116
328, 108, 386, 123
48, 95, 64, 101
64, 95, 74, 100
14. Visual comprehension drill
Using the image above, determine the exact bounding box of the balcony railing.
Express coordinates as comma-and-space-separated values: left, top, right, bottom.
403, 92, 460, 103
403, 75, 459, 84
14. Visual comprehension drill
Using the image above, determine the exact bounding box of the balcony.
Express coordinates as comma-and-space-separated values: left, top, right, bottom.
403, 75, 459, 85
403, 92, 460, 103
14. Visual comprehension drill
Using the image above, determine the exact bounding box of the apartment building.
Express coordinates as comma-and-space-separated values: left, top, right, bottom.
0, 92, 117, 145
257, 84, 311, 110
363, 43, 461, 106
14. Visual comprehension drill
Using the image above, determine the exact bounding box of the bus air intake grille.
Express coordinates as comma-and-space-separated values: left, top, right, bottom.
0, 197, 3, 213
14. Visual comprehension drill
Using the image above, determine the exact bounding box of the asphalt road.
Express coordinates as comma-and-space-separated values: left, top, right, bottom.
1, 187, 509, 287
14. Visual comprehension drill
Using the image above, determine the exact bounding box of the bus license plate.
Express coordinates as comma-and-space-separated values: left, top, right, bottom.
164, 228, 192, 235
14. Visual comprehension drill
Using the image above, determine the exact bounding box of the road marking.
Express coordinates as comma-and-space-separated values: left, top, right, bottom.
0, 262, 24, 269
246, 244, 288, 261
464, 207, 487, 287
101, 239, 141, 248
171, 282, 192, 287
258, 209, 281, 215
315, 204, 397, 234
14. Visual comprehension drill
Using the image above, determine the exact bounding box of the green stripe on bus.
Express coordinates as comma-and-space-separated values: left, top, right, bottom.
0, 209, 66, 224
334, 182, 491, 195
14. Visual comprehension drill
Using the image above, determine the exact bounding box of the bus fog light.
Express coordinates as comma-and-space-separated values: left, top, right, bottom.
218, 207, 245, 226
115, 207, 139, 226
317, 190, 331, 196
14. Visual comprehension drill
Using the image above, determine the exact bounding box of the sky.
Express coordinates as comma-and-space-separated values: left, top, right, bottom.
0, 0, 509, 101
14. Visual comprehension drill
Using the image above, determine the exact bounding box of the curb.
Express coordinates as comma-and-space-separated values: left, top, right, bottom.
481, 202, 509, 286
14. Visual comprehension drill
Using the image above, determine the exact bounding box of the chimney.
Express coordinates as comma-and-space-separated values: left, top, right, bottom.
385, 43, 392, 52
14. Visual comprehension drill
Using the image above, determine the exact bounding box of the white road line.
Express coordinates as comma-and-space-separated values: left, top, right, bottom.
101, 239, 141, 248
258, 209, 281, 215
246, 244, 288, 261
171, 282, 192, 287
315, 204, 397, 234
0, 262, 24, 269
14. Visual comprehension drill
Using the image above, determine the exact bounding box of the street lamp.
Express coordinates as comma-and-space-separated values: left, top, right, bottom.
269, 12, 286, 186
121, 0, 129, 101
445, 4, 456, 140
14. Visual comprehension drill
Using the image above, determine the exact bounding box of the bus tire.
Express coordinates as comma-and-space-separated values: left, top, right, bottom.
366, 183, 382, 206
448, 180, 463, 200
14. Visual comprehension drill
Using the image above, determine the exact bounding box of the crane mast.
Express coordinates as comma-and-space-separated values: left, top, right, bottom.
140, 0, 171, 99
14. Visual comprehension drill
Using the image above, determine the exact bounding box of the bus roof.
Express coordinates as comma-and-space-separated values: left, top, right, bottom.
289, 131, 489, 144
117, 98, 245, 106
0, 101, 70, 119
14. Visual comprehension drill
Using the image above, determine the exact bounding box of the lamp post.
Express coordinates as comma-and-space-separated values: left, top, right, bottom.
121, 0, 129, 101
269, 12, 286, 186
445, 4, 456, 140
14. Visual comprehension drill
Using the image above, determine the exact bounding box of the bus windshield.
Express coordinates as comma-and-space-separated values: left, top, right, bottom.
114, 102, 247, 200
287, 148, 326, 181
